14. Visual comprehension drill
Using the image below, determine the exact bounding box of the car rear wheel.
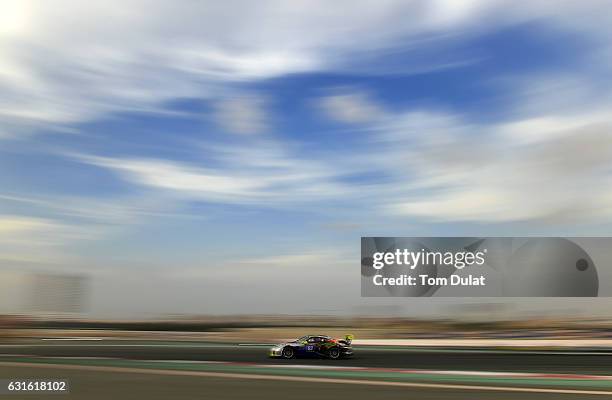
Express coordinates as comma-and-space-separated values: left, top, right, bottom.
281, 346, 294, 359
328, 347, 340, 359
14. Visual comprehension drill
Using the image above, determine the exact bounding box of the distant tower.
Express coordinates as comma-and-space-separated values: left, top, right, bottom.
28, 273, 87, 316
0, 270, 87, 317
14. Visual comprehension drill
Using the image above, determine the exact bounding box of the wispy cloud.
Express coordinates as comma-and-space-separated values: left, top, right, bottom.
0, 215, 56, 235
70, 95, 612, 225
73, 140, 357, 206
214, 94, 269, 135
377, 108, 612, 223
180, 248, 353, 282
318, 88, 387, 124
5, 1, 611, 133
0, 214, 97, 248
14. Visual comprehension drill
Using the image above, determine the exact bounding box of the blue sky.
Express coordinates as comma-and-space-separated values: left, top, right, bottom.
2, 1, 612, 316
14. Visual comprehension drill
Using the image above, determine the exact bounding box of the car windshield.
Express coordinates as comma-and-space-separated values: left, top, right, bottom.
296, 335, 310, 342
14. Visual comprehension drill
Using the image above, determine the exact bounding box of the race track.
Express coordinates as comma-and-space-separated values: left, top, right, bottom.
1, 364, 603, 400
1, 341, 612, 375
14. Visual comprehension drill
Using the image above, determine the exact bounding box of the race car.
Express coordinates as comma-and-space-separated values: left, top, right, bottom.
269, 334, 354, 359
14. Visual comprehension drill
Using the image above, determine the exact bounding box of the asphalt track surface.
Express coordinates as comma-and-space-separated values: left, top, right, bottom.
0, 365, 601, 400
2, 341, 612, 375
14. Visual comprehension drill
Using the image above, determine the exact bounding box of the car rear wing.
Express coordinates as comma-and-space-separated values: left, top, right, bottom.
339, 334, 354, 345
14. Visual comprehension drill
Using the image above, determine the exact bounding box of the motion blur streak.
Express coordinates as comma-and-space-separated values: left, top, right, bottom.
3, 362, 612, 397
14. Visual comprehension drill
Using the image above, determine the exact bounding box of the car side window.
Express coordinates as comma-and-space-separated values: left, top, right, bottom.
307, 337, 317, 343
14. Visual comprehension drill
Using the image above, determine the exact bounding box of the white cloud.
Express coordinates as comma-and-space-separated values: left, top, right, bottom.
0, 191, 189, 226
72, 99, 612, 225
0, 214, 97, 247
4, 0, 612, 228
497, 112, 612, 145
178, 249, 353, 286
383, 109, 612, 223
0, 1, 31, 36
0, 1, 414, 130
74, 140, 355, 206
214, 95, 269, 134
3, 0, 611, 132
0, 215, 55, 235
236, 252, 343, 269
0, 189, 207, 262
319, 89, 387, 124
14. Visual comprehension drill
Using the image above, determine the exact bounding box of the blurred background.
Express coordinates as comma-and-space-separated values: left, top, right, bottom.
2, 1, 612, 398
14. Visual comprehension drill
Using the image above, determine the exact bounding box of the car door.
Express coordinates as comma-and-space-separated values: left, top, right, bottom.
304, 336, 320, 355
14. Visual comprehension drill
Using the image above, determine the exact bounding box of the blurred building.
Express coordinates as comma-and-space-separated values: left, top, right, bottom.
0, 270, 87, 316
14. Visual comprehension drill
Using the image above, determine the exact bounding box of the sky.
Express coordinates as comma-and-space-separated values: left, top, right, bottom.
2, 0, 612, 317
